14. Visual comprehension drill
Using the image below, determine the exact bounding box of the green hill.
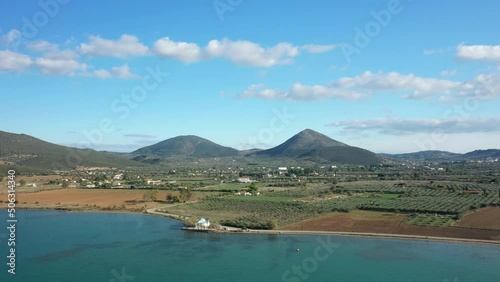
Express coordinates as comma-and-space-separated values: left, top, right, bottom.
132, 135, 239, 158
0, 130, 141, 170
252, 129, 382, 165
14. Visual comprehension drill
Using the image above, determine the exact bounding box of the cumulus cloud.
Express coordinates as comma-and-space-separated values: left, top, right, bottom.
80, 34, 149, 58
152, 37, 300, 67
326, 117, 500, 135
22, 34, 330, 67
205, 39, 299, 66
0, 50, 33, 71
153, 37, 202, 63
456, 44, 500, 62
239, 71, 500, 101
460, 73, 500, 98
27, 40, 78, 59
238, 83, 363, 101
91, 65, 139, 79
35, 57, 87, 75
238, 71, 469, 101
238, 84, 267, 98
336, 71, 463, 99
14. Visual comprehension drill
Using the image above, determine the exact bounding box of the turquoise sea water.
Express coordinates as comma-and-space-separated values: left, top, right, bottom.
0, 210, 499, 282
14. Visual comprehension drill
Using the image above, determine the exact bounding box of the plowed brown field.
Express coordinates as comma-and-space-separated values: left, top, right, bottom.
283, 210, 500, 241
456, 207, 500, 230
0, 188, 209, 211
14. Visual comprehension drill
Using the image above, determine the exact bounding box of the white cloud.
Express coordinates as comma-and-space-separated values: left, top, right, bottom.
327, 117, 500, 135
152, 37, 302, 67
300, 44, 337, 53
72, 34, 330, 66
35, 57, 87, 75
238, 84, 267, 98
27, 40, 78, 59
288, 83, 363, 100
239, 71, 466, 101
1, 29, 21, 44
238, 83, 363, 101
336, 71, 462, 99
153, 37, 202, 63
205, 39, 299, 67
92, 69, 110, 79
112, 65, 138, 79
0, 50, 32, 71
456, 44, 500, 62
460, 73, 500, 98
79, 34, 149, 58
91, 65, 139, 79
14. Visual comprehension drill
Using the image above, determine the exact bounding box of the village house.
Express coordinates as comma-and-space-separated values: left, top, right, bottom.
237, 176, 252, 183
278, 167, 288, 175
147, 179, 162, 185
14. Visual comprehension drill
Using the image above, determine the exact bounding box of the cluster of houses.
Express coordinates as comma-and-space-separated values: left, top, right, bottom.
234, 191, 260, 196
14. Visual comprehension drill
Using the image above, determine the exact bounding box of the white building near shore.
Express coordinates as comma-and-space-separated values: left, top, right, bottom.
196, 218, 211, 229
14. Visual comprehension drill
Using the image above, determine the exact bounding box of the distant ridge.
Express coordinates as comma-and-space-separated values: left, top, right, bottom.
0, 130, 140, 170
252, 129, 382, 165
132, 135, 239, 158
382, 149, 500, 162
463, 149, 500, 160
380, 150, 461, 161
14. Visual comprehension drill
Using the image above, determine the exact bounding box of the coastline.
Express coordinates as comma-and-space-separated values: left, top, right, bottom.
211, 228, 500, 246
5, 206, 500, 246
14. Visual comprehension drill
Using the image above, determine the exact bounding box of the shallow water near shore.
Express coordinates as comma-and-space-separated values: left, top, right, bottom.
1, 210, 499, 282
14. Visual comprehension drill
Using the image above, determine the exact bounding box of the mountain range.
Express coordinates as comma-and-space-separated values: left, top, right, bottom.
0, 129, 498, 171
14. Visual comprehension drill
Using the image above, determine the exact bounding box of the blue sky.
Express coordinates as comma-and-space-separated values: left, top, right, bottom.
1, 0, 499, 153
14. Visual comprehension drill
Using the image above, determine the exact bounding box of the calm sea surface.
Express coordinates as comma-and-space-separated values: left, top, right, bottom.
0, 210, 499, 282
